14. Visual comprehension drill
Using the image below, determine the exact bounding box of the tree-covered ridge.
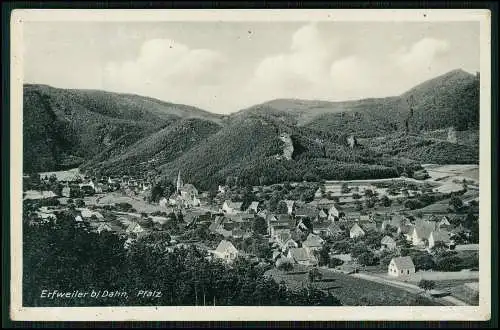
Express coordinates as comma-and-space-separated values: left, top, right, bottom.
22, 84, 224, 172
23, 213, 341, 307
82, 118, 222, 177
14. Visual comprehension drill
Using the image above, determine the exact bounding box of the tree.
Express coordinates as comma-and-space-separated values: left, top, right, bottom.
328, 257, 343, 268
317, 245, 331, 266
449, 196, 463, 211
352, 193, 362, 200
357, 250, 378, 266
364, 189, 374, 198
411, 251, 435, 271
277, 261, 293, 272
418, 279, 436, 293
252, 217, 267, 236
75, 199, 85, 208
308, 268, 323, 283
380, 195, 392, 207
341, 183, 350, 194
354, 201, 363, 211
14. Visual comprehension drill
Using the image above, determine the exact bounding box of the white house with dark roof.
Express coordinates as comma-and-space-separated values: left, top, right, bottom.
388, 256, 415, 277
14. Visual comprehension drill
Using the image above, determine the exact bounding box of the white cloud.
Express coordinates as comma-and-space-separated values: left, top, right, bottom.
244, 23, 335, 103
103, 38, 226, 103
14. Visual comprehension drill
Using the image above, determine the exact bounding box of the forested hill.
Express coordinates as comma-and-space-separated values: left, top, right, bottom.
24, 69, 479, 187
234, 69, 479, 138
22, 84, 224, 173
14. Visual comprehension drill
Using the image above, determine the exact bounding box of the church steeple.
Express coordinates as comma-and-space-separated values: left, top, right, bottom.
176, 170, 183, 193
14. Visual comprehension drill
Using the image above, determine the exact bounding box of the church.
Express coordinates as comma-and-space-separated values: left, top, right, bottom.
171, 171, 200, 208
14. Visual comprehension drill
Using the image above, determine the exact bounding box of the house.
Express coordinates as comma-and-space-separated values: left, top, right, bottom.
222, 200, 243, 214
213, 240, 239, 262
246, 201, 261, 214
328, 204, 341, 221
302, 233, 324, 253
360, 221, 377, 232
327, 223, 344, 237
287, 248, 317, 266
257, 209, 268, 219
294, 205, 319, 220
312, 220, 331, 236
80, 209, 104, 220
428, 230, 452, 249
75, 215, 83, 222
398, 224, 415, 241
124, 237, 135, 249
411, 221, 437, 247
359, 214, 371, 222
126, 222, 144, 234
270, 224, 291, 238
95, 222, 112, 234
381, 236, 397, 250
159, 197, 169, 208
317, 198, 335, 209
285, 200, 296, 215
350, 223, 365, 239
276, 232, 298, 252
388, 256, 415, 277
272, 250, 282, 261
438, 216, 452, 229
218, 185, 228, 194
62, 186, 71, 198
317, 209, 328, 220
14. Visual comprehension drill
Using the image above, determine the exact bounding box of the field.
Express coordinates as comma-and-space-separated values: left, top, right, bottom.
265, 265, 438, 306
87, 192, 165, 213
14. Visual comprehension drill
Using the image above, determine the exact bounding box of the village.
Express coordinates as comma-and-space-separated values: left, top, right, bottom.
22, 164, 480, 306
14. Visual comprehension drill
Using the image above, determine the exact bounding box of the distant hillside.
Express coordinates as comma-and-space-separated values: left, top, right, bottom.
234, 69, 479, 138
24, 69, 480, 187
23, 84, 223, 172
82, 118, 222, 176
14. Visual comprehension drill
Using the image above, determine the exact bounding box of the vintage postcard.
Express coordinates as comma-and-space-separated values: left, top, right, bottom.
9, 9, 492, 321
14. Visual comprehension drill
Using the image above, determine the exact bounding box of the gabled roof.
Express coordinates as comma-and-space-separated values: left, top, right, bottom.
276, 231, 292, 244
216, 240, 238, 254
247, 201, 260, 212
328, 223, 343, 234
381, 235, 396, 245
303, 233, 324, 247
295, 205, 319, 218
224, 200, 243, 210
360, 221, 377, 232
350, 223, 365, 234
391, 256, 415, 269
359, 214, 371, 222
399, 224, 414, 235
318, 209, 328, 218
126, 222, 143, 233
288, 248, 310, 262
431, 230, 451, 243
414, 221, 437, 239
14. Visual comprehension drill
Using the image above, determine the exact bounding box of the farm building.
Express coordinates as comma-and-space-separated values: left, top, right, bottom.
411, 221, 437, 247
388, 256, 416, 277
246, 201, 261, 214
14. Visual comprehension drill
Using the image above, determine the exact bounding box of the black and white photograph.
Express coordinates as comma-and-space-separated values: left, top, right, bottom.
9, 9, 492, 321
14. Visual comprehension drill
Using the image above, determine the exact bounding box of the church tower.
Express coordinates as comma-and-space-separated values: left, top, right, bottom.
176, 170, 183, 194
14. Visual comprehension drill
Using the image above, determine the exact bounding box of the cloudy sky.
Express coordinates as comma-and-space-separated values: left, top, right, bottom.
23, 21, 479, 114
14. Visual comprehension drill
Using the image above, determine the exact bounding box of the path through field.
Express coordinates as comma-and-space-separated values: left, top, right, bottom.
352, 272, 469, 306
